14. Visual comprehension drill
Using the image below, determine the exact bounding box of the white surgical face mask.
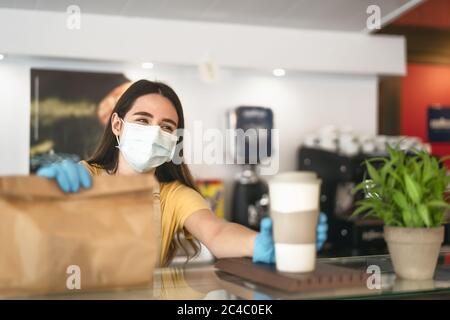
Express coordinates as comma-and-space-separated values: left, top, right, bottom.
116, 119, 178, 173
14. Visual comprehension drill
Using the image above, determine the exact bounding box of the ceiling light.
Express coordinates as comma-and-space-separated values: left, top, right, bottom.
273, 68, 285, 77
0, 54, 4, 60
142, 62, 154, 69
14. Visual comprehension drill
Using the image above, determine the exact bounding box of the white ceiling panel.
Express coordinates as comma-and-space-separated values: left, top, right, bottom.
0, 0, 423, 32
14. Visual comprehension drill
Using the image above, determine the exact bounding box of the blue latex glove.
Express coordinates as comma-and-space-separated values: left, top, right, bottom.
252, 217, 276, 264
252, 212, 329, 264
316, 212, 328, 251
36, 159, 92, 193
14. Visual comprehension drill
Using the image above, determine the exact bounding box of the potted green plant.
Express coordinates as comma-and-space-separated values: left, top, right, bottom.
354, 146, 450, 280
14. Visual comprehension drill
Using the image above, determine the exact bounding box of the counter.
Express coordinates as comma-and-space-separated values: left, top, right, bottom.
13, 249, 450, 300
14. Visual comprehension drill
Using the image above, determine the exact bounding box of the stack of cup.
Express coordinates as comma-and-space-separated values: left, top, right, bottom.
268, 171, 322, 273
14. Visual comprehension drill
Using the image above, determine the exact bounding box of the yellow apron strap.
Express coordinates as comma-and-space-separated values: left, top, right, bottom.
152, 180, 162, 267
152, 179, 163, 298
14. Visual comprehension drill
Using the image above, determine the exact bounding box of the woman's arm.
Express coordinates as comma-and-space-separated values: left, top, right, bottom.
184, 209, 257, 259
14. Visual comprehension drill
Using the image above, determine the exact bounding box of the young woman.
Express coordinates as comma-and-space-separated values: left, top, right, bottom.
37, 80, 328, 267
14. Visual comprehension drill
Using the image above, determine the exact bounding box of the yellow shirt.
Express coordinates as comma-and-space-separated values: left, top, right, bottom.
79, 161, 210, 266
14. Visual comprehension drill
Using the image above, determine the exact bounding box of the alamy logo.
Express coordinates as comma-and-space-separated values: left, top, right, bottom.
170, 122, 280, 176
366, 265, 381, 290
66, 265, 81, 290
366, 5, 381, 30
66, 5, 81, 30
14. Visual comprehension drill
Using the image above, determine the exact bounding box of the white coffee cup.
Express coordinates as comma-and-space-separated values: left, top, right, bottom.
268, 171, 321, 273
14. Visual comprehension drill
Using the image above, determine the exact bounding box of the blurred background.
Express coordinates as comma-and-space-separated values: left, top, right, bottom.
0, 0, 449, 261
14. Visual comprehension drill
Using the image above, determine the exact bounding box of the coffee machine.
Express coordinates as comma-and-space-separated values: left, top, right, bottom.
298, 146, 388, 256
228, 106, 273, 231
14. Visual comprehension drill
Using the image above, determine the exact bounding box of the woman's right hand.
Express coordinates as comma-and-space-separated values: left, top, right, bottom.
36, 159, 92, 193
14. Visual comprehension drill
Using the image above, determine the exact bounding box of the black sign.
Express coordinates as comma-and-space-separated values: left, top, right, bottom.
428, 107, 450, 142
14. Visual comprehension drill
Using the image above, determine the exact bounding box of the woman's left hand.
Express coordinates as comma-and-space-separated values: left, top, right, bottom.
252, 212, 329, 264
316, 212, 328, 251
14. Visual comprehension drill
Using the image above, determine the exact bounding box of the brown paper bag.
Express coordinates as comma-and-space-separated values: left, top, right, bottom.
0, 175, 158, 297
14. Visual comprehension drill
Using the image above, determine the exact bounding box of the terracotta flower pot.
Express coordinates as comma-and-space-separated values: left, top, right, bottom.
384, 226, 444, 280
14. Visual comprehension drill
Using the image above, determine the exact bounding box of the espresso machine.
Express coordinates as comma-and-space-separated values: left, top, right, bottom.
228, 106, 273, 231
298, 146, 388, 256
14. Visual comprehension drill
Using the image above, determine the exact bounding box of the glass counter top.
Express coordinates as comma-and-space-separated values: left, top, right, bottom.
9, 249, 450, 300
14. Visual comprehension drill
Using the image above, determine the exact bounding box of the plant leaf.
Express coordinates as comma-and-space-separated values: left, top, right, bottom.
392, 191, 408, 210
422, 153, 433, 183
381, 160, 393, 180
427, 200, 450, 209
366, 161, 381, 184
418, 204, 432, 227
402, 209, 413, 227
353, 204, 371, 217
404, 173, 421, 204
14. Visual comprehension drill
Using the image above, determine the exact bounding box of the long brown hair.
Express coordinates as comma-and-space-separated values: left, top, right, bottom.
88, 79, 200, 266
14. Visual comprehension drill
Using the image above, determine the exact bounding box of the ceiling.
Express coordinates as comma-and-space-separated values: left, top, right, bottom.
0, 0, 423, 32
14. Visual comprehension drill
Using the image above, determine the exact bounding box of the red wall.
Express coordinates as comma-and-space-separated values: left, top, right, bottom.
401, 63, 450, 166
394, 0, 450, 30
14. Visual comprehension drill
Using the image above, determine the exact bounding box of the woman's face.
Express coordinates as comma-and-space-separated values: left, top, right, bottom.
111, 93, 179, 136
